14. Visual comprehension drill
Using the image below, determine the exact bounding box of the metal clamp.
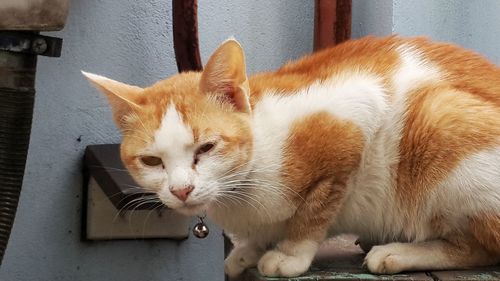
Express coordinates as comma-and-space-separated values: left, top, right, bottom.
0, 31, 63, 57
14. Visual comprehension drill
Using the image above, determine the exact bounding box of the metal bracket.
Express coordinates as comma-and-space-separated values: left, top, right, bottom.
0, 31, 63, 57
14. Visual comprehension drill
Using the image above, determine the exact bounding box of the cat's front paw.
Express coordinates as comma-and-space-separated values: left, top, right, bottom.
224, 244, 262, 278
257, 250, 311, 277
364, 244, 406, 274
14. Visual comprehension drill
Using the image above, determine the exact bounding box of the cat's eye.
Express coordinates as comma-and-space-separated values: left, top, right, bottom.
140, 156, 163, 167
196, 142, 216, 155
193, 142, 216, 165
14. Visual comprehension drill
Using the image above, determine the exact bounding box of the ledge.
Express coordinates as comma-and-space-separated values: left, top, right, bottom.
231, 236, 500, 281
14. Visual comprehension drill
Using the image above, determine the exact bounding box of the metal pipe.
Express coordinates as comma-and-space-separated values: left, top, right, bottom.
0, 47, 37, 265
314, 0, 352, 51
172, 0, 202, 72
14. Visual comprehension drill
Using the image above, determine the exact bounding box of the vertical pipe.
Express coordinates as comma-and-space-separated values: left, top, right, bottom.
314, 0, 352, 51
0, 50, 36, 264
172, 0, 202, 72
335, 0, 352, 44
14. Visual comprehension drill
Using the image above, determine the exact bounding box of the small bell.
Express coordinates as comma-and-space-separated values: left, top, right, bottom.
193, 216, 209, 238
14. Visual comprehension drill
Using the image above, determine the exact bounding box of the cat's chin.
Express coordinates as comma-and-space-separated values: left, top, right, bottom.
174, 202, 209, 216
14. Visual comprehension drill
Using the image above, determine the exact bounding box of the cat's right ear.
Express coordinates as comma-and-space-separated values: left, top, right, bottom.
200, 39, 251, 113
82, 71, 143, 128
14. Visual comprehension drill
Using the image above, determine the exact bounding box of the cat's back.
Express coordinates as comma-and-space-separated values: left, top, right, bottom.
250, 35, 500, 105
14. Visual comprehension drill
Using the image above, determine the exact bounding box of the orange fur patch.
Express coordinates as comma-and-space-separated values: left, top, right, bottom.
469, 214, 500, 255
281, 112, 364, 241
397, 84, 500, 205
249, 36, 400, 104
410, 37, 500, 106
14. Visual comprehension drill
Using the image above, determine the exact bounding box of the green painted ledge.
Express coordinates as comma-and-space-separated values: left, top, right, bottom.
230, 236, 500, 281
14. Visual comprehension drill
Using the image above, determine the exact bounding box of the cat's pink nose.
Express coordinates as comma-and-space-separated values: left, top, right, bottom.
170, 185, 194, 202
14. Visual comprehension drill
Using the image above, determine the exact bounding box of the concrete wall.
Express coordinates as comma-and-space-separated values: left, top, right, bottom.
353, 0, 500, 64
0, 1, 313, 281
392, 0, 500, 64
352, 0, 393, 38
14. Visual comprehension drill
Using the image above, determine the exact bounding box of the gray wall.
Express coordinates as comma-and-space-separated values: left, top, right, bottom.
352, 0, 393, 37
392, 0, 500, 64
2, 1, 500, 281
353, 0, 500, 64
0, 1, 313, 281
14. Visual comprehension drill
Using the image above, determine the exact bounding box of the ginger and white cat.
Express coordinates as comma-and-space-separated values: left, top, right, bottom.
83, 36, 500, 277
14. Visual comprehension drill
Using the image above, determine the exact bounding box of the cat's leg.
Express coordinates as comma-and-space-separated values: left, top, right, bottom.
224, 241, 265, 278
257, 239, 319, 277
364, 237, 499, 274
257, 179, 346, 277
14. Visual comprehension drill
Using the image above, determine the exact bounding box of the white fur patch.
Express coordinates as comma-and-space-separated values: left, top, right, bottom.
254, 73, 388, 144
432, 146, 500, 222
153, 104, 194, 156
257, 240, 318, 277
332, 44, 444, 243
149, 104, 195, 206
393, 44, 442, 94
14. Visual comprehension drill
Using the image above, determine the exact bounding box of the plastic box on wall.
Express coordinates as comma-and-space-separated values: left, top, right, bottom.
83, 144, 190, 240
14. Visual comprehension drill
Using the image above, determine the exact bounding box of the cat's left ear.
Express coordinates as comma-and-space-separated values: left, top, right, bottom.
82, 71, 144, 128
200, 39, 251, 113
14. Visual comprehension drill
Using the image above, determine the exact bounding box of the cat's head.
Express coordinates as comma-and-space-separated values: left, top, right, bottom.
83, 39, 253, 215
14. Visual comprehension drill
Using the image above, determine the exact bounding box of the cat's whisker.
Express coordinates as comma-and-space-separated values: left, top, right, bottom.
142, 202, 165, 238
204, 193, 229, 210
86, 165, 130, 172
219, 192, 259, 213
112, 190, 154, 208
219, 183, 286, 196
215, 161, 253, 179
107, 188, 145, 201
217, 178, 305, 203
218, 185, 298, 209
119, 183, 146, 190
128, 198, 162, 228
213, 197, 230, 210
126, 197, 161, 223
235, 179, 303, 200
236, 180, 301, 198
230, 194, 273, 222
215, 162, 292, 183
118, 197, 144, 210
219, 189, 274, 222
215, 191, 241, 206
118, 195, 159, 212
112, 195, 160, 223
